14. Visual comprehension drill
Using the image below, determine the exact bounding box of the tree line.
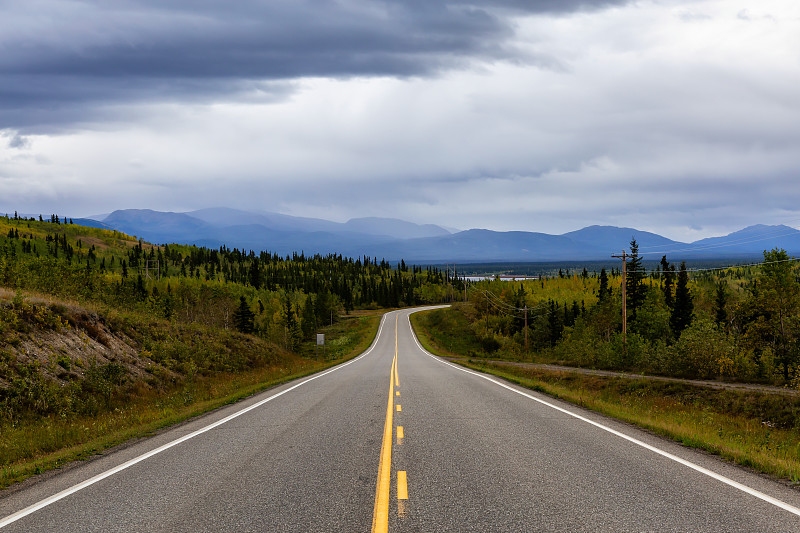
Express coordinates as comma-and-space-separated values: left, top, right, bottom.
0, 215, 452, 350
463, 239, 800, 385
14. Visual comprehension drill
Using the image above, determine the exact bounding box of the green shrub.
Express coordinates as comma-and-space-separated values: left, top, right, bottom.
673, 317, 735, 379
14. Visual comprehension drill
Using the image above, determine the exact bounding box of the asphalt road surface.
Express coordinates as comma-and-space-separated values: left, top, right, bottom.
2, 307, 800, 532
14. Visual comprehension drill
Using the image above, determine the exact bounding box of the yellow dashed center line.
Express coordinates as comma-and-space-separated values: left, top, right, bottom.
394, 333, 400, 387
372, 315, 412, 531
397, 471, 408, 500
371, 318, 397, 533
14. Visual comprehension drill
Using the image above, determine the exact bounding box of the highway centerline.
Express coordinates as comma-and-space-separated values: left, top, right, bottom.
371, 316, 398, 533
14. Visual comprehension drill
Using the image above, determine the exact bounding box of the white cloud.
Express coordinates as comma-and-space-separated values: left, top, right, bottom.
1, 0, 799, 241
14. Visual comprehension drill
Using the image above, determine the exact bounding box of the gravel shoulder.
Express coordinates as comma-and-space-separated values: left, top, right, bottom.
443, 357, 800, 396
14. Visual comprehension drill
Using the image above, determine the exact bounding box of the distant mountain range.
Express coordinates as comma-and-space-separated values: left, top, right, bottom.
88, 208, 800, 263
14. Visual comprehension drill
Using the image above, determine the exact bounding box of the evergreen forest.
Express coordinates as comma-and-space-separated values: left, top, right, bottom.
421, 239, 800, 386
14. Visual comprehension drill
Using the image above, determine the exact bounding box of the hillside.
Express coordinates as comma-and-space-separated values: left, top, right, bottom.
0, 288, 149, 389
0, 288, 292, 417
0, 213, 451, 487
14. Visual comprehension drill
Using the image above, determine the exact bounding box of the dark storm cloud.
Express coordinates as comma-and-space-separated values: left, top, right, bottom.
0, 0, 627, 130
6, 132, 30, 149
0, 74, 296, 134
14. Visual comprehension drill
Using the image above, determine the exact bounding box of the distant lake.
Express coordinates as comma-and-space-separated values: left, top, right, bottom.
464, 275, 539, 281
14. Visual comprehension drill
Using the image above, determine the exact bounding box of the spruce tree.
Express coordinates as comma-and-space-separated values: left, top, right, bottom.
625, 238, 646, 322
282, 293, 301, 350
670, 261, 693, 336
660, 255, 674, 309
248, 260, 262, 289
233, 296, 255, 334
714, 282, 728, 327
598, 268, 610, 302
547, 300, 563, 347
302, 295, 316, 339
315, 290, 333, 326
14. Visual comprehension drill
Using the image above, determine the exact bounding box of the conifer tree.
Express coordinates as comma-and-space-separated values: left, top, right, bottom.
248, 260, 262, 289
302, 295, 316, 339
670, 261, 693, 336
547, 300, 563, 347
135, 274, 146, 300
598, 268, 610, 302
625, 239, 646, 321
282, 293, 301, 350
714, 282, 728, 327
233, 296, 255, 334
315, 290, 333, 326
661, 255, 675, 309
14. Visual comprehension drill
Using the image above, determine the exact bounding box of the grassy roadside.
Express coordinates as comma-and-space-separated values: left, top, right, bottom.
1, 312, 381, 489
410, 310, 800, 485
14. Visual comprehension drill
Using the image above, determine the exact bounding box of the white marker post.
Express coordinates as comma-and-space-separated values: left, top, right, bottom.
316, 333, 325, 358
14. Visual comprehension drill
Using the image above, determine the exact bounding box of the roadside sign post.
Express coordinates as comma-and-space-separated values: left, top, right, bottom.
316, 333, 325, 358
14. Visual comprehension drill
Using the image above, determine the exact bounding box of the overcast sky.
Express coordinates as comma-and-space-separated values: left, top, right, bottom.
1, 0, 798, 241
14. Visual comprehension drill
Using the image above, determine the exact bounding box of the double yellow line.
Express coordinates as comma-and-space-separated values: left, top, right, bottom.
371, 316, 400, 533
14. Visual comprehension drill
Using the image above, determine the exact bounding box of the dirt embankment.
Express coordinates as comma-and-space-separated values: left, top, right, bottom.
0, 292, 159, 391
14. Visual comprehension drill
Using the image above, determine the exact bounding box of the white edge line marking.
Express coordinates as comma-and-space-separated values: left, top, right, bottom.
0, 313, 394, 529
404, 312, 800, 518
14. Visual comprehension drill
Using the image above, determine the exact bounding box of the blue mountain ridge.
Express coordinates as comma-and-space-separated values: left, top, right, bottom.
92, 209, 800, 262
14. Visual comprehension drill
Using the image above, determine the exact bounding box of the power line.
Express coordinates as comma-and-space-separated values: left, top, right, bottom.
619, 256, 799, 276
632, 219, 800, 256
467, 285, 563, 316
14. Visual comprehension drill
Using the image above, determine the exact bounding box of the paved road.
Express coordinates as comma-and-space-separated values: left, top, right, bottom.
2, 307, 800, 531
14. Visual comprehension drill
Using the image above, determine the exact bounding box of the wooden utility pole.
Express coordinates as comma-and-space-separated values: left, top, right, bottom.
448, 264, 453, 303
524, 305, 528, 355
611, 251, 628, 348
